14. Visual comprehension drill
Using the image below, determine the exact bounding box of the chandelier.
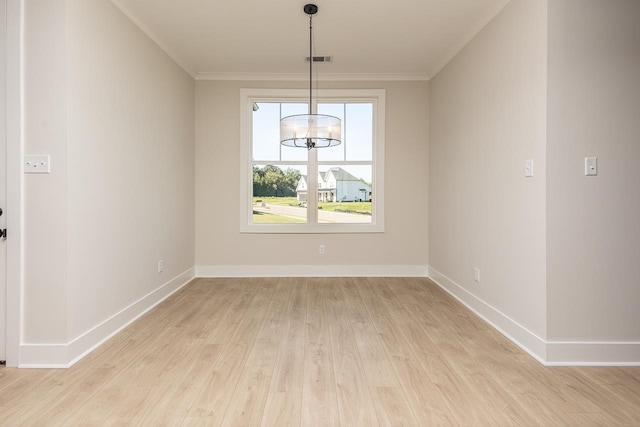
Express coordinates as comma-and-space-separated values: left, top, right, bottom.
280, 4, 342, 150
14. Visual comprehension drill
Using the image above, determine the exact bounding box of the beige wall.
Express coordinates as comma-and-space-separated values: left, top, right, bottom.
547, 0, 640, 341
23, 0, 195, 350
195, 80, 428, 272
23, 0, 69, 343
65, 0, 195, 340
429, 0, 548, 339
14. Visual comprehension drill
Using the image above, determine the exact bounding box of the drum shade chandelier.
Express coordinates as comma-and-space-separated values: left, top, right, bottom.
280, 4, 341, 150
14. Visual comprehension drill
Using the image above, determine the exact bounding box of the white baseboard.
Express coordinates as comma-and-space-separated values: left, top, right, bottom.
428, 266, 640, 366
17, 344, 70, 368
545, 341, 640, 366
19, 267, 196, 368
19, 265, 638, 367
196, 264, 429, 278
427, 266, 548, 364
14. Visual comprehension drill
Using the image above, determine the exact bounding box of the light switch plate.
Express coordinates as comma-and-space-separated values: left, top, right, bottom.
585, 157, 597, 176
525, 159, 534, 177
24, 155, 51, 174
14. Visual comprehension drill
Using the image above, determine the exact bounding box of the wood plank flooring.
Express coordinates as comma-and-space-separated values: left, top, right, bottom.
2, 277, 640, 426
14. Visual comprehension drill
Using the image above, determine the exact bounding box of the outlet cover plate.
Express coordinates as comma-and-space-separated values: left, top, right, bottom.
525, 159, 534, 177
585, 157, 597, 176
24, 155, 51, 174
474, 268, 481, 283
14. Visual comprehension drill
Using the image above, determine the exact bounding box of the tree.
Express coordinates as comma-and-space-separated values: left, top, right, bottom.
283, 168, 302, 196
252, 166, 266, 196
263, 165, 282, 196
252, 165, 302, 197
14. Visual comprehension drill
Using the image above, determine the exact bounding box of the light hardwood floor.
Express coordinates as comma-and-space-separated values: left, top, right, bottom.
2, 277, 640, 426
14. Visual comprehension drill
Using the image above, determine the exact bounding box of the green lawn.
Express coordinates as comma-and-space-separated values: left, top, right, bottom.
253, 196, 301, 207
318, 201, 371, 215
252, 210, 306, 224
254, 197, 371, 216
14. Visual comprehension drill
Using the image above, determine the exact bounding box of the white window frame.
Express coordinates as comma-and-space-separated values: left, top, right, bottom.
240, 88, 385, 234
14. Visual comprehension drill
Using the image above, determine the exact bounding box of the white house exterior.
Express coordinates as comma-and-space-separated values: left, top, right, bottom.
296, 167, 372, 203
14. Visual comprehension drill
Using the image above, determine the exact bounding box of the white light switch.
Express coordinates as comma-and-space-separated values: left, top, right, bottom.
24, 155, 51, 174
585, 157, 597, 176
525, 159, 534, 177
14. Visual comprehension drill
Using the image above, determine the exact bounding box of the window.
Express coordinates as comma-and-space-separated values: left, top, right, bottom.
240, 89, 385, 233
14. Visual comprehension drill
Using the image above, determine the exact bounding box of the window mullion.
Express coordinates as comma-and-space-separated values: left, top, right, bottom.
307, 147, 319, 224
343, 103, 347, 162
279, 103, 283, 161
306, 97, 320, 224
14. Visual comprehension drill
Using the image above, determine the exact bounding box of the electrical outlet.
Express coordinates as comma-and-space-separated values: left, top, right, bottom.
319, 244, 325, 255
24, 155, 51, 174
158, 260, 164, 273
474, 268, 480, 283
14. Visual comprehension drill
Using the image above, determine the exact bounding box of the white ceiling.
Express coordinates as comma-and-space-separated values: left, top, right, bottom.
110, 0, 510, 80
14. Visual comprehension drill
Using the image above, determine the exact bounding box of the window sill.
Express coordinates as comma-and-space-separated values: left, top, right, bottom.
239, 223, 384, 234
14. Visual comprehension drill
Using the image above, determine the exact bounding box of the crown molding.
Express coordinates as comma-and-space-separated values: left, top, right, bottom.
428, 0, 510, 78
195, 72, 430, 82
110, 0, 196, 78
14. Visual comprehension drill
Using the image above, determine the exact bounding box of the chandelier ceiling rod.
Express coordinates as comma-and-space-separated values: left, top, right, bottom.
307, 4, 314, 116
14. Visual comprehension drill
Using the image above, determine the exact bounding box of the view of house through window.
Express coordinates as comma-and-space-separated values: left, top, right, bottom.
253, 164, 373, 224
241, 88, 384, 233
252, 102, 373, 225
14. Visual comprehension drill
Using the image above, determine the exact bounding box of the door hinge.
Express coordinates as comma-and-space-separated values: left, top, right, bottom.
1, 229, 6, 238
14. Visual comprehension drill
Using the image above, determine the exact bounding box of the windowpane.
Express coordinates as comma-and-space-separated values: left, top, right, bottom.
317, 165, 372, 224
281, 102, 308, 117
253, 102, 309, 162
252, 102, 280, 161
280, 103, 309, 161
317, 103, 345, 161
252, 164, 307, 224
346, 103, 373, 161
